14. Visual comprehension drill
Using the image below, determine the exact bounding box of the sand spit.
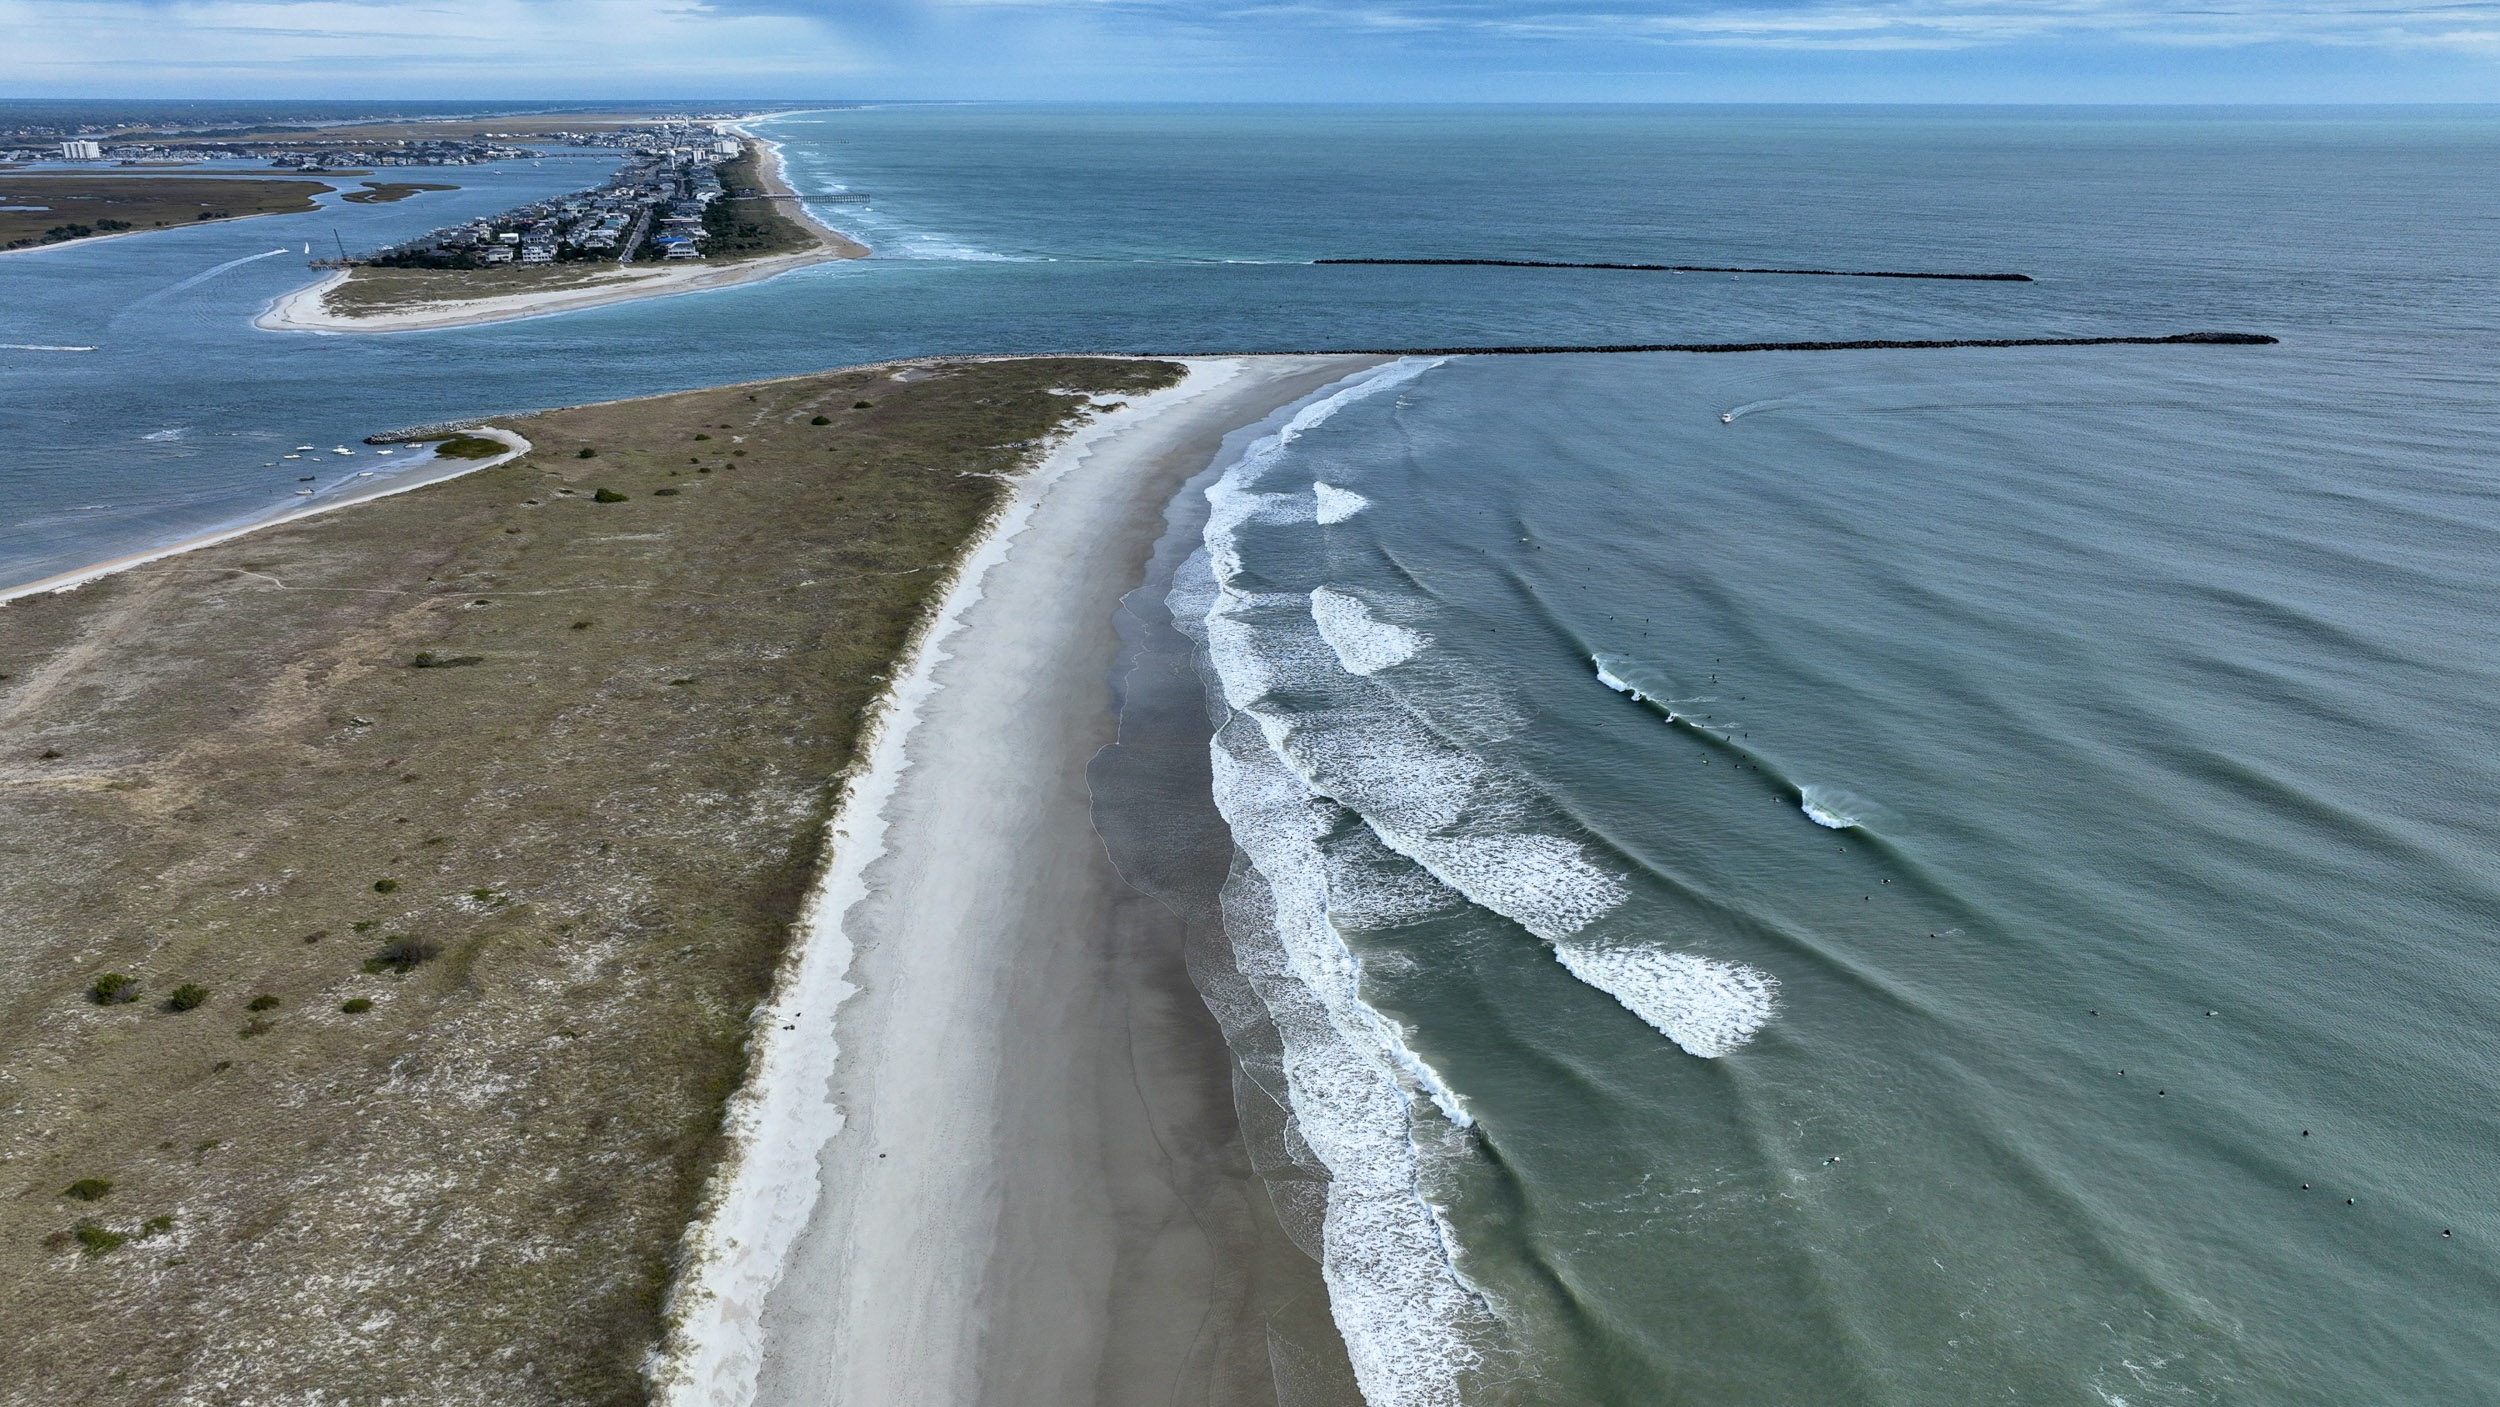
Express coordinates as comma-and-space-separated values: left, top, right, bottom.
254, 127, 864, 336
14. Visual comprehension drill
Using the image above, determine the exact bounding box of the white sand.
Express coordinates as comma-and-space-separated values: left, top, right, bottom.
655, 355, 1383, 1407
0, 428, 531, 605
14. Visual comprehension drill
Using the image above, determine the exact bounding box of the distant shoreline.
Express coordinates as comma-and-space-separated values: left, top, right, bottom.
254, 124, 866, 335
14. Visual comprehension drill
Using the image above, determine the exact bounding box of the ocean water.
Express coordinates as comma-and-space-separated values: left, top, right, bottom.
12, 106, 2500, 1404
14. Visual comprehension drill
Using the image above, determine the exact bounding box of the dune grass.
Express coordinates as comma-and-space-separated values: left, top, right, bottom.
0, 355, 1185, 1403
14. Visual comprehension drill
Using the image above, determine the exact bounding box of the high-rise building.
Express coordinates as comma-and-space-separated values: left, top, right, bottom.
59, 139, 103, 160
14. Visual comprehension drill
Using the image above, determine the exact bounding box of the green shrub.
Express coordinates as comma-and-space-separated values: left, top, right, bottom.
89, 973, 138, 1005
592, 488, 628, 503
139, 1215, 174, 1239
853, 400, 873, 409
570, 620, 593, 630
576, 447, 597, 458
247, 994, 281, 1012
409, 652, 484, 669
73, 1222, 126, 1256
693, 433, 710, 441
340, 998, 374, 1014
810, 415, 831, 425
163, 984, 209, 1012
432, 435, 504, 460
653, 487, 680, 497
372, 878, 399, 894
62, 1178, 112, 1202
239, 1017, 273, 1038
363, 938, 441, 974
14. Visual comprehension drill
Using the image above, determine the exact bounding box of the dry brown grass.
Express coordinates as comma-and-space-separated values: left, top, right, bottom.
320, 261, 651, 314
0, 356, 1186, 1404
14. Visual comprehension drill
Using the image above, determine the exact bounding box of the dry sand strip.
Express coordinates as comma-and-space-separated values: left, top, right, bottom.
657, 355, 1383, 1407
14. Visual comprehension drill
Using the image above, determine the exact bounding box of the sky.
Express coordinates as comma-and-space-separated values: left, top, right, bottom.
7, 0, 2500, 102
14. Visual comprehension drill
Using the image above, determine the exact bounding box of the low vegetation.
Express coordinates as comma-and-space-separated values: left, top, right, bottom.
428, 434, 507, 461
0, 355, 1185, 1403
319, 262, 640, 316
0, 175, 332, 249
339, 180, 459, 205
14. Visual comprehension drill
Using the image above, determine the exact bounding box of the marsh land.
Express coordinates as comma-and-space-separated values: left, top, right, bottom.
0, 174, 332, 250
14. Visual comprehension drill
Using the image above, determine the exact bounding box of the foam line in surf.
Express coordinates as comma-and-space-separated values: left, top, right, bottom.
1311, 586, 1430, 676
1553, 945, 1779, 1058
1314, 481, 1369, 524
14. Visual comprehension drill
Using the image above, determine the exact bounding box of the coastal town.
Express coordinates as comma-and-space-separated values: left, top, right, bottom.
0, 106, 763, 168
365, 125, 745, 267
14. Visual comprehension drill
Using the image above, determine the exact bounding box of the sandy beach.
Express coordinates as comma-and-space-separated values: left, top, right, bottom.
254, 128, 865, 335
660, 354, 1382, 1407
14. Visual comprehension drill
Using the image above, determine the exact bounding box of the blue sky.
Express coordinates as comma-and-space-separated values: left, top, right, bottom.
10, 0, 2500, 101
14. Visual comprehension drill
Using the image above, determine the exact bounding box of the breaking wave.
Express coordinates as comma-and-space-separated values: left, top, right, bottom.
1312, 585, 1430, 676
1315, 481, 1370, 523
1552, 945, 1779, 1058
1177, 357, 1786, 1405
1800, 784, 1870, 830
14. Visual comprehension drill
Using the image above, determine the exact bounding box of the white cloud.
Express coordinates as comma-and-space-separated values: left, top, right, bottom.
5, 0, 866, 89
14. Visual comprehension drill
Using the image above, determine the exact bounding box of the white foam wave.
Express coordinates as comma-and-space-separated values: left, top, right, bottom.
1185, 356, 1790, 1402
142, 428, 187, 442
1552, 945, 1779, 1059
1799, 783, 1868, 829
1311, 586, 1430, 676
1210, 721, 1493, 1406
1, 344, 98, 352
1314, 481, 1370, 524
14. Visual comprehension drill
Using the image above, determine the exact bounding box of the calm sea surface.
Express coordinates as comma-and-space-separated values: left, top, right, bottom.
8, 106, 2499, 1404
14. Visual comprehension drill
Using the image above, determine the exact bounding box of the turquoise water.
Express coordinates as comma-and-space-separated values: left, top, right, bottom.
10, 105, 2500, 1404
